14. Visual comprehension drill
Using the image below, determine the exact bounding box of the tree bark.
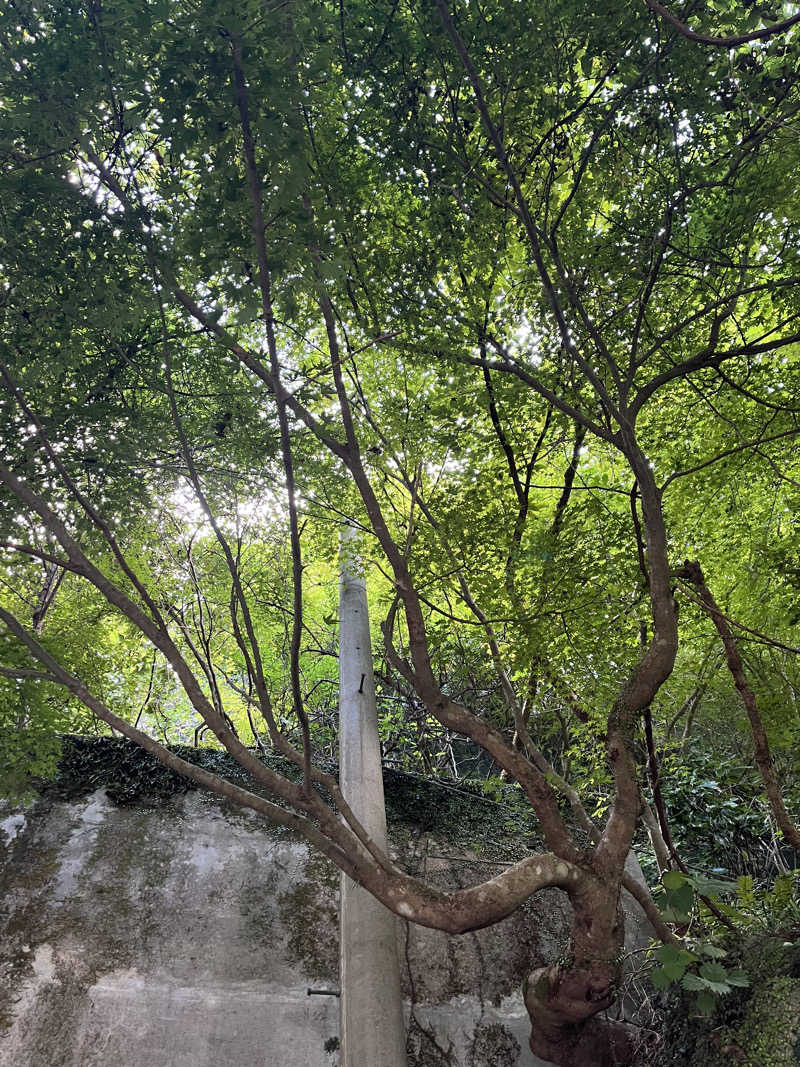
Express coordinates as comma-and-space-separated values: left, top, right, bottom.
523, 878, 656, 1067
32, 560, 64, 633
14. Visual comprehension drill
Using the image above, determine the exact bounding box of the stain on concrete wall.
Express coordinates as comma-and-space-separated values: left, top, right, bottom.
1, 745, 653, 1067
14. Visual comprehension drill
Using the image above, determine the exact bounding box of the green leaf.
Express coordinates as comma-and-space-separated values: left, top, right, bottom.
692, 875, 738, 896
697, 943, 727, 959
668, 883, 695, 919
662, 959, 689, 980
655, 943, 695, 980
694, 991, 717, 1016
651, 967, 672, 989
656, 944, 695, 966
663, 871, 687, 891
699, 962, 728, 984
703, 980, 732, 995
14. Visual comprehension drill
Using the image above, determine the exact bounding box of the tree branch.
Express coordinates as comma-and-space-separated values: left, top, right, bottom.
677, 561, 800, 852
645, 0, 800, 47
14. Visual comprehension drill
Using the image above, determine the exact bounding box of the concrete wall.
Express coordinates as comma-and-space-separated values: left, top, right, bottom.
0, 787, 651, 1067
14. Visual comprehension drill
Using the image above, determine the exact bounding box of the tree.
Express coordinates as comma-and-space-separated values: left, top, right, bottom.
2, 1, 800, 1063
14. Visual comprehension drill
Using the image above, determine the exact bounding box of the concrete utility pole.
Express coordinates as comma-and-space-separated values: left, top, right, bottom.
338, 526, 407, 1067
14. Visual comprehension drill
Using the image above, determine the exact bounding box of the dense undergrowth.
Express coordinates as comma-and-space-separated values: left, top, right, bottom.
652, 934, 800, 1067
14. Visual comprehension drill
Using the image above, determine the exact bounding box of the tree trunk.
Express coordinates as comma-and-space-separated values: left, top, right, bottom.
641, 799, 672, 875
524, 880, 655, 1066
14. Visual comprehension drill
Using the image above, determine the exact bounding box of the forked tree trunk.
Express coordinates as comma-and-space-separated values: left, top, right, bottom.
524, 879, 655, 1067
525, 878, 619, 1067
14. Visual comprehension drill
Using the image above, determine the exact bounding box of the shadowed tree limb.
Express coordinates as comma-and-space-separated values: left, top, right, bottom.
229, 34, 313, 794
677, 561, 800, 852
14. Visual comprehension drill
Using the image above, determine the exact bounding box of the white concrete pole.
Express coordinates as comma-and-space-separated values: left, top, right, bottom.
338, 526, 407, 1067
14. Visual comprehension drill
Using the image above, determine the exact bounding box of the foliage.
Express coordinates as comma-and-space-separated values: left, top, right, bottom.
650, 866, 800, 1018
650, 938, 749, 1018
1, 0, 799, 802
654, 934, 800, 1067
714, 870, 800, 934
651, 745, 783, 877
650, 870, 749, 1015
3, 0, 800, 1057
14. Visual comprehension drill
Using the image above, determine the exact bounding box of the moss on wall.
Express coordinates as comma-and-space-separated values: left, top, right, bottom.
467, 1022, 520, 1066
42, 735, 273, 806
279, 851, 340, 983
1, 737, 591, 1066
40, 736, 544, 859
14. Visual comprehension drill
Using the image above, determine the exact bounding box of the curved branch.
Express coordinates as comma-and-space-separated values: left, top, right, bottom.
0, 358, 167, 630
645, 0, 800, 47
632, 327, 800, 416
0, 600, 356, 871
661, 426, 800, 492
0, 665, 56, 682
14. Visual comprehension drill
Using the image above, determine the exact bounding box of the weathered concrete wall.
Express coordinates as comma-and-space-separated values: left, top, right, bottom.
1, 785, 651, 1067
